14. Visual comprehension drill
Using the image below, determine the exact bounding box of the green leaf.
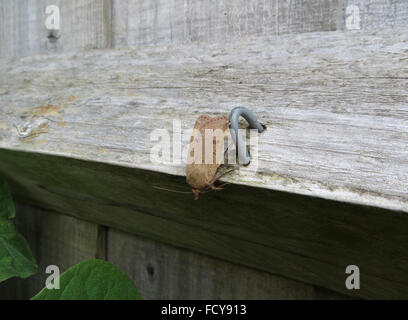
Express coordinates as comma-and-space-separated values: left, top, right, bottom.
0, 177, 37, 282
32, 259, 142, 300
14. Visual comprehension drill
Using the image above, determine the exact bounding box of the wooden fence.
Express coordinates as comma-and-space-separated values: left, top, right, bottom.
0, 0, 407, 299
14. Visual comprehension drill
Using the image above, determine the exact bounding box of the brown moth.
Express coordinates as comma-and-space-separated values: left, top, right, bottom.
186, 114, 230, 200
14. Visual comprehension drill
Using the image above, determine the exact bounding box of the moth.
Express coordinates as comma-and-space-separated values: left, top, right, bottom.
186, 114, 231, 200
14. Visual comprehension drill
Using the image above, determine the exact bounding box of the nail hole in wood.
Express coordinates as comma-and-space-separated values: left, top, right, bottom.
146, 264, 155, 276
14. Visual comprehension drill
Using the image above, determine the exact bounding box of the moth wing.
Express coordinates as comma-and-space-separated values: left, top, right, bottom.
200, 115, 229, 131
187, 115, 230, 189
194, 115, 229, 165
194, 115, 213, 130
200, 115, 229, 169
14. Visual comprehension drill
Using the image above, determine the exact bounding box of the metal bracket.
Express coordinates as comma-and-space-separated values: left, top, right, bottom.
229, 107, 264, 166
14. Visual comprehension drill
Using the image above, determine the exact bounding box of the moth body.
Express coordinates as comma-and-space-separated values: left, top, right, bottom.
186, 114, 229, 200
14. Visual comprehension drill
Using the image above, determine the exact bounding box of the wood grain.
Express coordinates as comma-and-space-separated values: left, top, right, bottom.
0, 29, 407, 212
0, 203, 102, 300
2, 1, 408, 58
107, 228, 349, 300
1, 0, 407, 301
0, 148, 407, 299
0, 202, 349, 300
0, 0, 112, 58
111, 0, 408, 47
112, 0, 340, 47
339, 0, 408, 31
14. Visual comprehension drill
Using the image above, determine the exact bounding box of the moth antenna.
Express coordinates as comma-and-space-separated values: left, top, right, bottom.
210, 167, 237, 185
224, 141, 234, 155
152, 186, 193, 194
215, 182, 230, 189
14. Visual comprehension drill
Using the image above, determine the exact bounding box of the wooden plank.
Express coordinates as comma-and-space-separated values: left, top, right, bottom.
0, 0, 112, 58
2, 0, 407, 57
0, 149, 407, 299
0, 203, 103, 300
112, 0, 408, 47
0, 29, 407, 212
107, 228, 349, 299
339, 0, 408, 31
112, 0, 340, 47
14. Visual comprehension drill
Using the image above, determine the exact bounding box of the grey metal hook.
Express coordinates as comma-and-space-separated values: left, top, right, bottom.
229, 107, 264, 166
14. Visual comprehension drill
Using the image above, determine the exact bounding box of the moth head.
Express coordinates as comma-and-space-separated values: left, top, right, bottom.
192, 189, 201, 200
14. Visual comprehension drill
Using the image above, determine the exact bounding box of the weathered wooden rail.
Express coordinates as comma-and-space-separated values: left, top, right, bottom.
0, 0, 407, 299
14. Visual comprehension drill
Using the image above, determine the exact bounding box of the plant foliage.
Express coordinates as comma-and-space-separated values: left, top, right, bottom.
0, 178, 37, 282
33, 259, 142, 300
